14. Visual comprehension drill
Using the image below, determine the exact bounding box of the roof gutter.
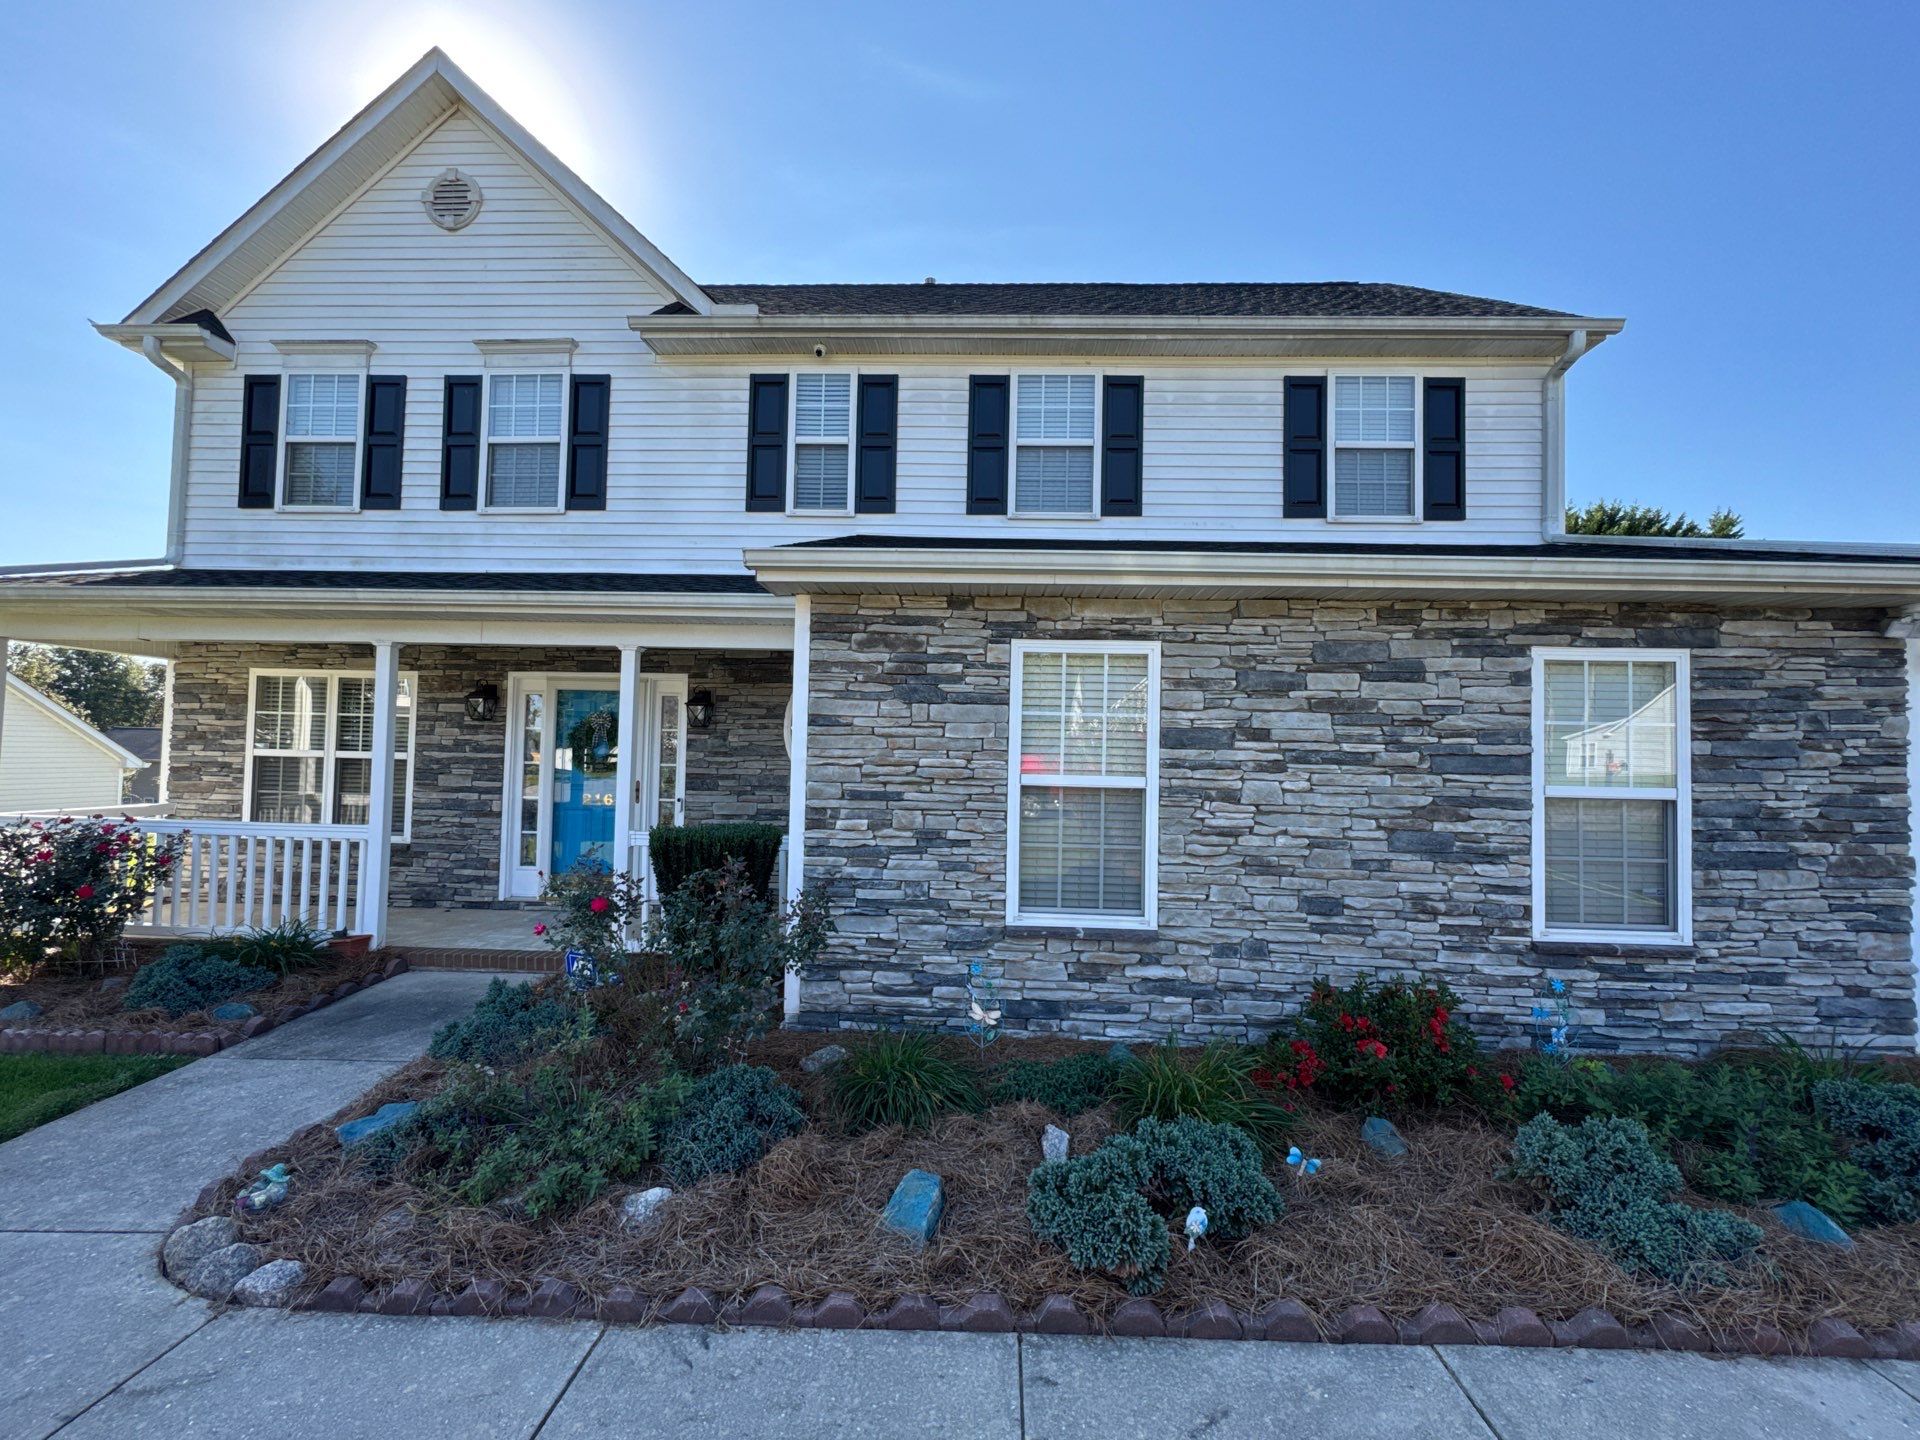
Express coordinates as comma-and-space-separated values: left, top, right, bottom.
1541, 327, 1596, 540
139, 337, 193, 566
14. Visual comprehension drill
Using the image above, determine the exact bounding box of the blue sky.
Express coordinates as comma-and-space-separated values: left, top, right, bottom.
1, 0, 1915, 564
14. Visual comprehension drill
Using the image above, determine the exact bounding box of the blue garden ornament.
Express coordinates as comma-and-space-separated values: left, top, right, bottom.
963, 960, 1003, 1052
1286, 1146, 1303, 1167
1184, 1205, 1209, 1253
235, 1162, 291, 1214
1285, 1147, 1323, 1181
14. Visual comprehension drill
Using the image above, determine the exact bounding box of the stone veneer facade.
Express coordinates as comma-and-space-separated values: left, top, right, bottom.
166, 643, 790, 908
796, 595, 1917, 1055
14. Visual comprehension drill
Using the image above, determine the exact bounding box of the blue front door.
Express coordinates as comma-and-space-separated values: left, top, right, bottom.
549, 686, 618, 876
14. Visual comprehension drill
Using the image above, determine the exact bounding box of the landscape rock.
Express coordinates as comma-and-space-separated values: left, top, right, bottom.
0, 1001, 42, 1022
1360, 1116, 1410, 1160
879, 1169, 945, 1249
1771, 1200, 1854, 1249
620, 1186, 672, 1233
162, 1216, 238, 1280
184, 1242, 265, 1300
1041, 1124, 1070, 1164
232, 1259, 306, 1307
800, 1044, 848, 1074
210, 1002, 257, 1022
335, 1100, 419, 1148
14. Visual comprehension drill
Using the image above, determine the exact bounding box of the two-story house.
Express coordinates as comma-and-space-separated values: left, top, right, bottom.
7, 50, 1919, 1053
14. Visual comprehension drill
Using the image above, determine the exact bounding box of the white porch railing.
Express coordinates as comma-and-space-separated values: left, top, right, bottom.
127, 819, 376, 936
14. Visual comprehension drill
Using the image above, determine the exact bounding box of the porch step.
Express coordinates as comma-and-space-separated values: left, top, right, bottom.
396, 946, 559, 975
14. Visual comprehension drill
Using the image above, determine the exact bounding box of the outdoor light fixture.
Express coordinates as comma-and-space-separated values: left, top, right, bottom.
464, 682, 500, 723
686, 689, 715, 729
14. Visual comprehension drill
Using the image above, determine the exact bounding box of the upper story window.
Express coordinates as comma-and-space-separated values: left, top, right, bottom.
1013, 373, 1098, 516
1331, 375, 1417, 520
484, 372, 565, 510
791, 372, 852, 513
282, 373, 361, 509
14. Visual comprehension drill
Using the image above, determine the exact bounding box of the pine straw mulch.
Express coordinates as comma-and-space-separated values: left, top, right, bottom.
0, 945, 393, 1034
191, 1031, 1920, 1340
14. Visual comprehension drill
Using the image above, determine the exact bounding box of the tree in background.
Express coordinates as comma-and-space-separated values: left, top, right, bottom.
6, 645, 164, 728
1565, 500, 1744, 539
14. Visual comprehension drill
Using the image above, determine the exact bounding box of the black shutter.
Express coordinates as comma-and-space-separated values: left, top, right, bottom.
1101, 375, 1144, 517
1282, 376, 1327, 518
745, 374, 788, 512
237, 375, 279, 509
1423, 377, 1467, 521
360, 375, 407, 511
966, 375, 1010, 515
853, 374, 898, 514
440, 375, 481, 511
566, 375, 611, 511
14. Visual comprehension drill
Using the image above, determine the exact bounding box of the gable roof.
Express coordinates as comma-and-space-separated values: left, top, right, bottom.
5, 677, 148, 771
123, 49, 712, 325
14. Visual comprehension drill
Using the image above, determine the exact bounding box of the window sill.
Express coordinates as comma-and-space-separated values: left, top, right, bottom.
1326, 514, 1418, 525
1531, 938, 1696, 959
1005, 923, 1158, 942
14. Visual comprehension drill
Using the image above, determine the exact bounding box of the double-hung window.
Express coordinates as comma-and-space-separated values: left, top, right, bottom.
1331, 374, 1417, 519
1012, 373, 1098, 516
1008, 641, 1159, 928
790, 372, 852, 513
484, 372, 565, 510
246, 671, 416, 839
1532, 649, 1690, 943
282, 373, 361, 509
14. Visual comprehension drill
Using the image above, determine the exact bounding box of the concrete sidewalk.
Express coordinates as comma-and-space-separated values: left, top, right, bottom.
4, 972, 1920, 1439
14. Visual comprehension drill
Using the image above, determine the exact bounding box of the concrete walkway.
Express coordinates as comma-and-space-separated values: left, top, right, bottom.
3, 976, 1919, 1439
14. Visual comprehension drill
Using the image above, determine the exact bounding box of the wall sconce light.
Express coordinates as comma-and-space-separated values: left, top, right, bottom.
686, 689, 715, 729
464, 682, 500, 723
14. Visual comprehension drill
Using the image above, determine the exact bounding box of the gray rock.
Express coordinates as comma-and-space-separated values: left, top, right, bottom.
210, 1002, 257, 1022
880, 1169, 945, 1249
800, 1045, 848, 1074
1041, 1124, 1070, 1164
335, 1100, 419, 1147
1361, 1116, 1411, 1161
1771, 1200, 1855, 1249
184, 1242, 265, 1300
620, 1186, 673, 1233
232, 1258, 307, 1307
0, 1000, 42, 1022
162, 1215, 238, 1280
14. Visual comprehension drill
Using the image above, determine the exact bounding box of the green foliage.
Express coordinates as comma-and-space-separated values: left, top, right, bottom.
1112, 1039, 1290, 1148
7, 644, 164, 728
1027, 1117, 1283, 1295
122, 945, 273, 1018
1289, 974, 1482, 1111
647, 822, 785, 899
1813, 1080, 1920, 1224
1509, 1113, 1761, 1286
1563, 500, 1744, 539
658, 1064, 807, 1184
427, 979, 588, 1069
216, 919, 331, 977
0, 1052, 188, 1143
537, 862, 647, 982
0, 817, 183, 976
989, 1052, 1123, 1116
833, 1031, 980, 1132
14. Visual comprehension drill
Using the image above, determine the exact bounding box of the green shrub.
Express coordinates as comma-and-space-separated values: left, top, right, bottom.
658, 1064, 808, 1184
1027, 1116, 1282, 1295
1509, 1113, 1761, 1286
833, 1031, 980, 1132
1111, 1039, 1289, 1148
428, 979, 588, 1068
647, 823, 785, 899
214, 919, 331, 977
1289, 973, 1481, 1111
990, 1052, 1122, 1116
1813, 1079, 1920, 1224
122, 945, 273, 1017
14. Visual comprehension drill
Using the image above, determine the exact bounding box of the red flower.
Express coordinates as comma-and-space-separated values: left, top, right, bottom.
1499, 1073, 1516, 1092
1356, 1037, 1388, 1061
588, 896, 610, 914
31, 849, 52, 864
532, 922, 548, 936
1433, 1007, 1450, 1025
74, 884, 95, 900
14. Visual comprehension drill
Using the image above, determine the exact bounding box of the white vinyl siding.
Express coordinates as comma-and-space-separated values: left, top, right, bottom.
1008, 642, 1159, 927
484, 372, 564, 509
282, 373, 360, 508
1332, 374, 1417, 519
245, 670, 416, 839
1531, 649, 1691, 943
1013, 374, 1097, 516
790, 373, 852, 513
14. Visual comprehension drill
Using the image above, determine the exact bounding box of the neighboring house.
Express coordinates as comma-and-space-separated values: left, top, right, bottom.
0, 677, 147, 811
1, 50, 1916, 1055
103, 726, 163, 803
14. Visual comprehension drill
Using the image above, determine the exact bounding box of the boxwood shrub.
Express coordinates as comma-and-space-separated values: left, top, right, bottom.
647, 822, 784, 899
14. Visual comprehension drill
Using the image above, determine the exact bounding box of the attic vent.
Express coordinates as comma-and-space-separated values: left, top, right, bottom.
421, 168, 482, 231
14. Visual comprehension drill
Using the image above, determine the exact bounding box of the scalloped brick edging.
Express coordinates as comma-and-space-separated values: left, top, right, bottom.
0, 953, 407, 1057
229, 1274, 1920, 1359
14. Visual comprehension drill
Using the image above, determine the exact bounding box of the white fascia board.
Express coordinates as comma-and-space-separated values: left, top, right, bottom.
92, 323, 235, 366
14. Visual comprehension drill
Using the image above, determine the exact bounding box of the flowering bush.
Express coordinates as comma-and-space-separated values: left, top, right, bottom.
1285, 973, 1483, 1111
536, 863, 646, 984
0, 816, 182, 977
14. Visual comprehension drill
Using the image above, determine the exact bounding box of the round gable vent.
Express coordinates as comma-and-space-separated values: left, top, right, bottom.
421, 168, 482, 231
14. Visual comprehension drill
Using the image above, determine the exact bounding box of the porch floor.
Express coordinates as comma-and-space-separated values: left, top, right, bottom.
384, 906, 556, 953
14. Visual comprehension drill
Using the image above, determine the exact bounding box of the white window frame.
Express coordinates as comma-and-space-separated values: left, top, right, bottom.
242, 668, 417, 841
1530, 647, 1692, 946
1009, 371, 1103, 520
1006, 639, 1160, 930
1326, 369, 1421, 524
786, 369, 858, 517
277, 370, 366, 514
478, 368, 570, 515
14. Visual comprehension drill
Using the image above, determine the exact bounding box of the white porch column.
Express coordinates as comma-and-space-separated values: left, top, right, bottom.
1908, 634, 1920, 1054
0, 641, 10, 793
364, 640, 400, 946
783, 596, 811, 1020
614, 643, 642, 890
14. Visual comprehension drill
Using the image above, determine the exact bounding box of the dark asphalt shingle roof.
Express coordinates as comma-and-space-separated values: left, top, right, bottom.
0, 569, 767, 594
660, 282, 1575, 320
